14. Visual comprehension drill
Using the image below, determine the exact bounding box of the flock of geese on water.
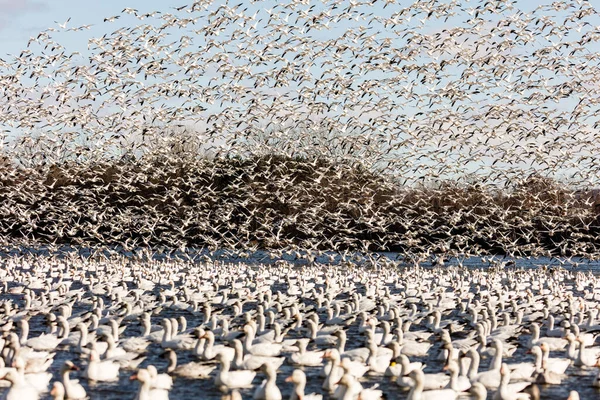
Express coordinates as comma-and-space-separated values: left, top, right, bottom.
1, 0, 600, 398
0, 254, 597, 399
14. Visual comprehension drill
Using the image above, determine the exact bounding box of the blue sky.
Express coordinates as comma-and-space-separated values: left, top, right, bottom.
0, 0, 183, 56
0, 0, 560, 57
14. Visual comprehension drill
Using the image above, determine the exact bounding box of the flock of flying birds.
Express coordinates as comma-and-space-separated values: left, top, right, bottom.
1, 0, 600, 259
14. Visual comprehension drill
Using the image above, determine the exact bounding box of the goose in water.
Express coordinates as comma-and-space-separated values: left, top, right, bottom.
13, 356, 52, 393
232, 339, 284, 371
333, 330, 370, 362
147, 365, 173, 391
407, 369, 457, 400
214, 352, 256, 392
243, 325, 283, 357
538, 343, 570, 374
131, 368, 169, 400
526, 324, 567, 351
335, 372, 382, 400
49, 382, 64, 400
465, 347, 501, 389
60, 361, 86, 400
396, 354, 446, 390
534, 360, 562, 385
322, 349, 344, 393
443, 361, 471, 392
396, 329, 433, 358
163, 349, 215, 378
160, 319, 194, 350
84, 348, 119, 381
289, 338, 324, 366
395, 354, 426, 389
253, 363, 282, 400
365, 338, 393, 374
492, 364, 531, 400
573, 336, 600, 367
468, 383, 488, 400
19, 319, 62, 352
0, 368, 39, 400
285, 369, 322, 400
202, 330, 235, 361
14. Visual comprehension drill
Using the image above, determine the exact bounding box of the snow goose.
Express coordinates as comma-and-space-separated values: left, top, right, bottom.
468, 382, 487, 400
19, 319, 61, 352
131, 368, 169, 400
534, 359, 562, 385
164, 349, 215, 378
544, 315, 566, 338
573, 336, 600, 367
322, 349, 344, 393
253, 363, 282, 400
13, 356, 51, 393
289, 338, 324, 366
147, 365, 173, 391
336, 372, 382, 400
160, 318, 194, 350
285, 369, 322, 400
407, 369, 457, 400
396, 354, 448, 390
444, 361, 470, 392
396, 329, 432, 358
49, 381, 65, 400
366, 337, 393, 374
60, 361, 86, 400
84, 348, 119, 381
526, 323, 566, 351
243, 325, 283, 357
538, 343, 570, 374
232, 339, 284, 370
0, 368, 39, 400
202, 330, 235, 361
492, 364, 530, 400
214, 352, 256, 392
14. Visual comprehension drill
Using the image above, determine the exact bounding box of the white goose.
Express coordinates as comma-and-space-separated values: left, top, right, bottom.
202, 330, 235, 361
289, 339, 324, 366
60, 361, 86, 400
214, 352, 256, 392
492, 364, 530, 400
232, 339, 284, 371
526, 323, 566, 351
243, 325, 283, 357
131, 368, 169, 400
253, 363, 282, 400
84, 348, 119, 381
285, 369, 322, 400
164, 349, 215, 378
407, 369, 457, 400
0, 368, 40, 400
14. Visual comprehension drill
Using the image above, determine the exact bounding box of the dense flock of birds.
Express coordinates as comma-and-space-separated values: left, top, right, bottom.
1, 1, 600, 396
0, 255, 597, 399
0, 0, 599, 258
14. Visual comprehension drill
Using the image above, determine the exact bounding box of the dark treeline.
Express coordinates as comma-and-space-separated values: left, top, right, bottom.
0, 152, 599, 258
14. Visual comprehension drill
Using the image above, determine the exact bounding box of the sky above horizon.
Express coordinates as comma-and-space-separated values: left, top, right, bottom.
0, 0, 560, 58
0, 0, 187, 56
